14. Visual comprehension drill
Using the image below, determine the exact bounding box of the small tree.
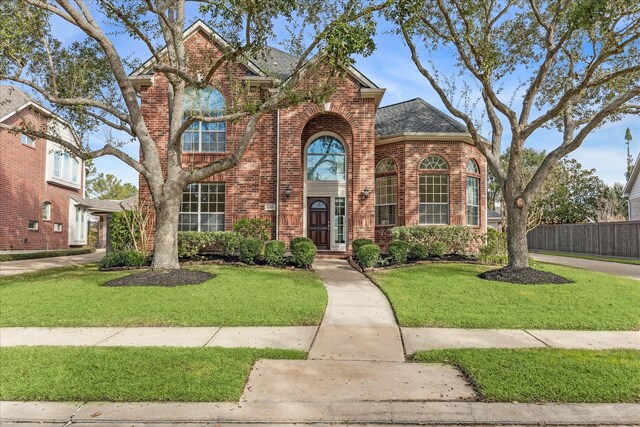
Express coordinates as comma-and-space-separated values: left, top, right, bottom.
0, 0, 389, 272
392, 0, 639, 273
86, 173, 138, 200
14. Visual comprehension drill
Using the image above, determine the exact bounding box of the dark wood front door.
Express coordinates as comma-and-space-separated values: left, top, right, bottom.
308, 197, 330, 249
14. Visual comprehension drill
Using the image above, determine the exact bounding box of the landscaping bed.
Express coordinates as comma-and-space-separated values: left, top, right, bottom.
413, 348, 640, 403
0, 264, 327, 327
368, 263, 640, 330
0, 346, 305, 402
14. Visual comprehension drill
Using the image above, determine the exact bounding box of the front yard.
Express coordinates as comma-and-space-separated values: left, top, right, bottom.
0, 265, 327, 327
0, 346, 305, 401
369, 263, 640, 330
414, 348, 640, 403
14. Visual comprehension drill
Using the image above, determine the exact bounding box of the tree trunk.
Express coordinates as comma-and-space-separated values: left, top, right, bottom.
505, 195, 530, 268
150, 194, 181, 271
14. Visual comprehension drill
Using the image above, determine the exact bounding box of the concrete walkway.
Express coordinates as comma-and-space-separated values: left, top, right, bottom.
531, 252, 640, 280
0, 249, 105, 276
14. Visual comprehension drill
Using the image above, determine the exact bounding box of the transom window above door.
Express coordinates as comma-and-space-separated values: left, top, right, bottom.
306, 135, 346, 182
182, 86, 226, 153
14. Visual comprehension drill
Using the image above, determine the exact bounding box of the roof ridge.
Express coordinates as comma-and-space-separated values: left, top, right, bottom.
415, 98, 467, 131
378, 98, 422, 109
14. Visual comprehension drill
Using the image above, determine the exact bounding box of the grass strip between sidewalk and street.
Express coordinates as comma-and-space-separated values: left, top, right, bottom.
413, 348, 640, 403
368, 263, 640, 330
531, 251, 640, 266
0, 346, 305, 402
0, 264, 327, 327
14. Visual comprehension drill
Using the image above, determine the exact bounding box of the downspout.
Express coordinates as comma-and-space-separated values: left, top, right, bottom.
275, 109, 280, 240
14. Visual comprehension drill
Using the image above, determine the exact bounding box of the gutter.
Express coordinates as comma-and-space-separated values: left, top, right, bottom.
275, 109, 280, 240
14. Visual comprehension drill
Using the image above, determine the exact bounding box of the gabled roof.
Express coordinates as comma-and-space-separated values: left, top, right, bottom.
487, 209, 502, 219
0, 85, 34, 120
72, 196, 136, 213
623, 154, 640, 197
375, 98, 468, 137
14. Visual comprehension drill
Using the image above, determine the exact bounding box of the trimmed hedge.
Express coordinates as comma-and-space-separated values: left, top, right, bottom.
391, 226, 481, 255
428, 241, 447, 257
352, 238, 374, 259
264, 240, 286, 266
388, 240, 411, 264
100, 250, 148, 268
233, 218, 273, 241
177, 231, 240, 258
0, 247, 96, 262
409, 243, 429, 260
357, 244, 380, 268
291, 240, 317, 268
239, 237, 264, 264
290, 236, 313, 249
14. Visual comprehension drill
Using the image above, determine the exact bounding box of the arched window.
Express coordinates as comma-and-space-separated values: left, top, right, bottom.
182, 86, 226, 153
306, 135, 346, 181
466, 159, 480, 226
466, 159, 479, 174
42, 202, 51, 221
375, 158, 397, 225
418, 155, 449, 225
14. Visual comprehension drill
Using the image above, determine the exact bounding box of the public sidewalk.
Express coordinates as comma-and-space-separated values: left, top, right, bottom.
0, 249, 105, 276
530, 252, 640, 280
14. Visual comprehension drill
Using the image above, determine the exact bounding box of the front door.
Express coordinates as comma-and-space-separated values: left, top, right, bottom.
308, 197, 330, 249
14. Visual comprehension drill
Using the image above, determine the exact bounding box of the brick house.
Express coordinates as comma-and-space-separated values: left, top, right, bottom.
132, 21, 487, 254
0, 86, 88, 251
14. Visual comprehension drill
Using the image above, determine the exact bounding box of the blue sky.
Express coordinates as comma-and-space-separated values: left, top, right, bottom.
49, 8, 639, 188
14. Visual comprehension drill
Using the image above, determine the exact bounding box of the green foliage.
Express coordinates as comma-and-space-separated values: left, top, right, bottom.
352, 238, 374, 259
409, 243, 429, 260
428, 241, 447, 257
357, 244, 380, 268
109, 211, 139, 252
177, 231, 240, 258
0, 247, 95, 262
290, 236, 313, 249
239, 237, 263, 264
264, 240, 286, 266
291, 241, 317, 268
478, 228, 508, 265
233, 218, 273, 241
388, 240, 411, 264
100, 250, 148, 268
85, 173, 137, 200
391, 226, 480, 255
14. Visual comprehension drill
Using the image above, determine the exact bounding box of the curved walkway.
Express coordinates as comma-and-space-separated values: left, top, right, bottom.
0, 249, 104, 276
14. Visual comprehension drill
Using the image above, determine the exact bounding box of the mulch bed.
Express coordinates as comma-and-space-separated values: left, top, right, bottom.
478, 266, 573, 284
103, 269, 215, 287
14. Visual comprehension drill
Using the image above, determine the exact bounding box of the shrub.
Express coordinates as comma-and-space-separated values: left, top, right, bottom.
0, 247, 95, 262
109, 211, 139, 252
233, 218, 273, 241
239, 237, 263, 264
428, 241, 447, 257
291, 240, 317, 268
390, 226, 481, 255
264, 240, 286, 266
409, 243, 429, 260
290, 236, 313, 250
100, 250, 147, 268
357, 244, 380, 268
388, 240, 411, 264
478, 228, 508, 265
177, 231, 240, 258
352, 238, 374, 259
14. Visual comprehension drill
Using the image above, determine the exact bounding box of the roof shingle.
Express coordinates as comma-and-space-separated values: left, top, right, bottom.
0, 85, 34, 120
375, 98, 468, 136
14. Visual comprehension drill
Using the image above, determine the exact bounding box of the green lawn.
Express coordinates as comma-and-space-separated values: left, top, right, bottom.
1, 346, 305, 401
532, 251, 640, 266
368, 263, 640, 330
0, 265, 326, 326
414, 348, 640, 403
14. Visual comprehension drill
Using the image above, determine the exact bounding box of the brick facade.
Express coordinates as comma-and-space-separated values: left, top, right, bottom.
0, 109, 84, 251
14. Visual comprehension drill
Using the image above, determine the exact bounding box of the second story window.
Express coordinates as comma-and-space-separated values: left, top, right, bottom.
182, 86, 226, 153
42, 202, 51, 220
52, 151, 81, 185
21, 133, 35, 147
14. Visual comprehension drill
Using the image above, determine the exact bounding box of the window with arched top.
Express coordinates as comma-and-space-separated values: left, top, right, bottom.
466, 159, 479, 174
375, 158, 397, 226
306, 135, 346, 181
182, 86, 226, 153
419, 155, 448, 170
42, 202, 51, 221
418, 155, 449, 224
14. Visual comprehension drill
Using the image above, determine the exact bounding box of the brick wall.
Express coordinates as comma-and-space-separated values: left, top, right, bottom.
0, 110, 83, 250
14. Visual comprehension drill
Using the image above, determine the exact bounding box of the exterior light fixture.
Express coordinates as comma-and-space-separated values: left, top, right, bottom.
284, 184, 292, 198
362, 186, 371, 199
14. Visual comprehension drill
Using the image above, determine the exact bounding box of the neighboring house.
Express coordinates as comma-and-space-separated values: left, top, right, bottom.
74, 196, 136, 249
623, 155, 640, 220
0, 85, 88, 251
487, 209, 503, 232
132, 20, 487, 253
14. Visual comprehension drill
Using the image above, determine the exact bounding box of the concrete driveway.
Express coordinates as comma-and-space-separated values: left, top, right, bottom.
0, 249, 104, 276
530, 253, 640, 280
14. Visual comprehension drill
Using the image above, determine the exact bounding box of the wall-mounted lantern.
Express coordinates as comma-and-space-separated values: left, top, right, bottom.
362, 186, 371, 199
284, 184, 292, 199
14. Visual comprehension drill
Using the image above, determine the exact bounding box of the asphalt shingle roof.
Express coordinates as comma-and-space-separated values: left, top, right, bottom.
0, 85, 33, 120
375, 98, 468, 136
252, 45, 300, 80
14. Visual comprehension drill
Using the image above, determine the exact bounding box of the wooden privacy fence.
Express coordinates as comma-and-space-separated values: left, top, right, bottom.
527, 221, 640, 259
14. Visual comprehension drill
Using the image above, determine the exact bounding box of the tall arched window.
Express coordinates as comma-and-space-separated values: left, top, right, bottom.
182, 86, 226, 153
42, 202, 51, 221
306, 135, 346, 181
466, 159, 480, 226
418, 155, 449, 225
375, 158, 397, 226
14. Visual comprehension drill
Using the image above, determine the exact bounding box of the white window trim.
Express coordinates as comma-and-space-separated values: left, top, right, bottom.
375, 175, 397, 226
28, 220, 39, 230
304, 132, 347, 183
50, 150, 82, 187
418, 174, 450, 225
21, 133, 35, 147
179, 183, 226, 232
466, 176, 480, 226
42, 202, 51, 221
